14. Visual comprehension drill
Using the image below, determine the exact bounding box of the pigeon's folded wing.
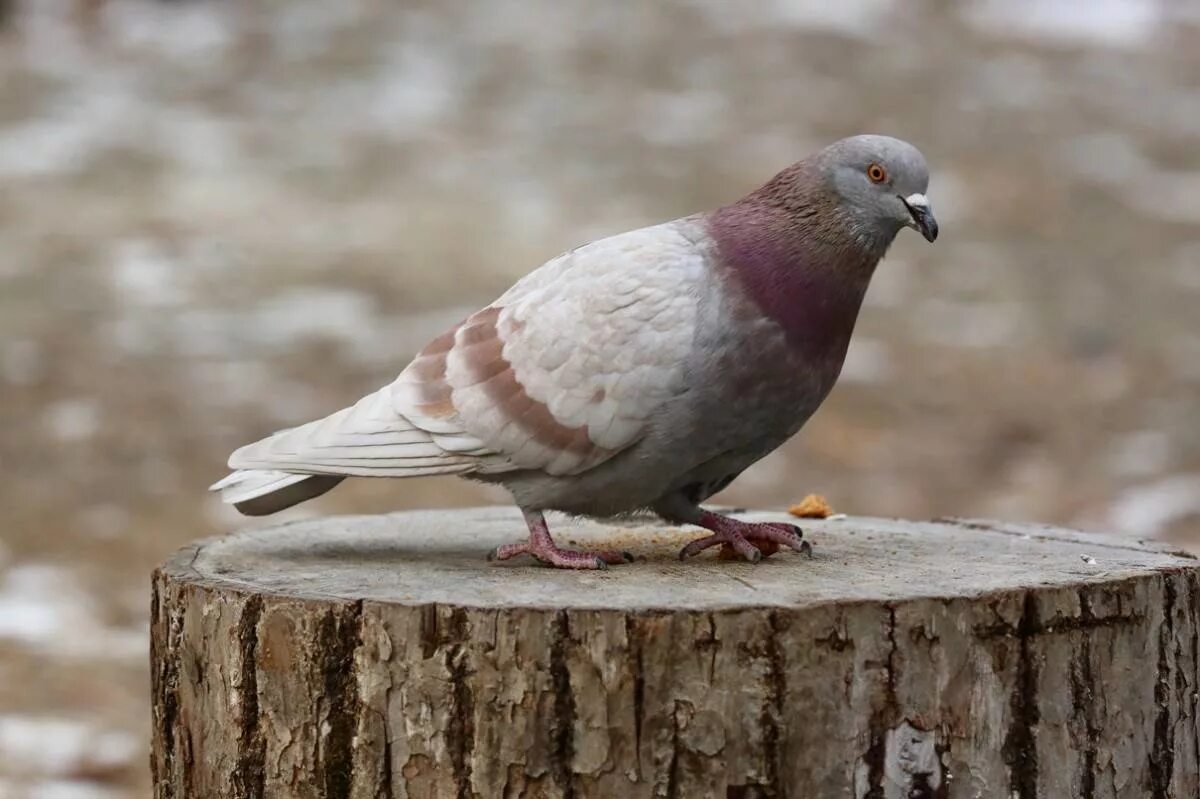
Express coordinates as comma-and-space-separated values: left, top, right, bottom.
227, 221, 706, 478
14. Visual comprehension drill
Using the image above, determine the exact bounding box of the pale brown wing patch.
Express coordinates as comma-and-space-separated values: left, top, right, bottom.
407, 350, 446, 382
402, 325, 458, 418
422, 327, 457, 355
480, 366, 599, 456
452, 307, 609, 464
459, 306, 501, 344
471, 356, 510, 384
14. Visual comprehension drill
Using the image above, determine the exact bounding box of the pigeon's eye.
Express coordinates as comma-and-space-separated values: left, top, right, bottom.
867, 163, 888, 184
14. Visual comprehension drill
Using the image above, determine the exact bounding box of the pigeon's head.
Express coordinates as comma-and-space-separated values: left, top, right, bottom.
821, 135, 937, 243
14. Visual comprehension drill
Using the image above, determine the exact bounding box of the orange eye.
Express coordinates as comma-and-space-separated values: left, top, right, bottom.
867, 163, 888, 184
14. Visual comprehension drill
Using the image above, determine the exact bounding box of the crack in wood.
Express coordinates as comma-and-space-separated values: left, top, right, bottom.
702, 614, 719, 682
551, 610, 576, 799
1071, 592, 1098, 799
933, 518, 1198, 559
150, 575, 182, 798
1149, 575, 1177, 798
419, 604, 440, 660
379, 705, 395, 799
974, 585, 1145, 640
232, 595, 265, 799
447, 607, 476, 799
626, 614, 645, 779
760, 610, 786, 798
909, 771, 936, 799
863, 605, 899, 799
666, 699, 682, 799
1190, 572, 1200, 796
1002, 592, 1040, 799
814, 626, 851, 652
316, 600, 363, 799
933, 741, 951, 799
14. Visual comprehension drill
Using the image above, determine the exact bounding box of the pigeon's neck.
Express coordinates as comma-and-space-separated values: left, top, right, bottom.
707, 197, 888, 360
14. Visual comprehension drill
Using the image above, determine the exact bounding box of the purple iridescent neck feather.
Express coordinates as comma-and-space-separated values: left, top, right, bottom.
707, 163, 894, 361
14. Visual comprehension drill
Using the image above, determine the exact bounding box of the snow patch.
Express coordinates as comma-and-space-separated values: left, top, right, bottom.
0, 779, 123, 799
0, 565, 146, 660
42, 400, 100, 443
965, 0, 1161, 48
0, 715, 136, 781
109, 239, 186, 308
1109, 475, 1200, 536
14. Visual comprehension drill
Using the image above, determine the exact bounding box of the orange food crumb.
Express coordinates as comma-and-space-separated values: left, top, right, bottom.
788, 494, 834, 519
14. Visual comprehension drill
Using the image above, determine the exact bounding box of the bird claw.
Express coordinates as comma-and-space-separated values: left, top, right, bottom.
763, 522, 807, 553
595, 550, 635, 566
678, 516, 807, 563
679, 530, 762, 562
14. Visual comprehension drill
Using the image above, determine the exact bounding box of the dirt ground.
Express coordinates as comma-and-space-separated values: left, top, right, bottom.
1, 1, 1198, 795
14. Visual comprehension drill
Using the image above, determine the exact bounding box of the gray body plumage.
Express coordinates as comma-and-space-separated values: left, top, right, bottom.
212, 135, 935, 534
489, 215, 847, 518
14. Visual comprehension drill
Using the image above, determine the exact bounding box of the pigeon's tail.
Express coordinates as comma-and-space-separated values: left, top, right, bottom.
209, 469, 345, 516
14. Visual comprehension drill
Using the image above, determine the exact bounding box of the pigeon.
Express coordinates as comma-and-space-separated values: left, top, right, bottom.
211, 134, 937, 569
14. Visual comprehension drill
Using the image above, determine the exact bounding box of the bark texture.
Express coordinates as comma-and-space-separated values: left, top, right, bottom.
151, 509, 1200, 798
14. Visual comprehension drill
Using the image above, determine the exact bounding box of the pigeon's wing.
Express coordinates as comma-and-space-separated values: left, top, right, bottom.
227, 220, 707, 478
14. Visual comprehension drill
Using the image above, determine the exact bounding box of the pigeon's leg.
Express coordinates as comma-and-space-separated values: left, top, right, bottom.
488, 509, 634, 569
656, 496, 808, 562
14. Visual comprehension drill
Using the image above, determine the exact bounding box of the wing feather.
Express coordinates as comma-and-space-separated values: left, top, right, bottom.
221, 219, 706, 480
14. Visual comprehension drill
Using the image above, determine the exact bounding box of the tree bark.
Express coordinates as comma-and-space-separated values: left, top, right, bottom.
151, 508, 1200, 798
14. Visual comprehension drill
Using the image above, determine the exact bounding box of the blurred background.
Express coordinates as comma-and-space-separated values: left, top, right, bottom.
1, 0, 1198, 795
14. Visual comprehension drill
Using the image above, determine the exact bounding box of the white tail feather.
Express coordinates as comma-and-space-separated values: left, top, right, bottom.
210, 469, 310, 504
209, 469, 345, 516
224, 386, 492, 476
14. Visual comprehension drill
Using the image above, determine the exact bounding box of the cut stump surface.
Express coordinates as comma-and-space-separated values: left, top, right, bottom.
151, 508, 1200, 798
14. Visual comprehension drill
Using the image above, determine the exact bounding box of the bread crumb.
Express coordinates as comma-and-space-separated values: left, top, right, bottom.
788, 494, 834, 519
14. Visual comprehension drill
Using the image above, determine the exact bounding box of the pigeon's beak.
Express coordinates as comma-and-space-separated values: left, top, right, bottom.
900, 193, 938, 242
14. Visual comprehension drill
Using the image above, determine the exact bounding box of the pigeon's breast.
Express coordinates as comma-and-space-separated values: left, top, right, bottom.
641, 255, 846, 489
706, 273, 846, 433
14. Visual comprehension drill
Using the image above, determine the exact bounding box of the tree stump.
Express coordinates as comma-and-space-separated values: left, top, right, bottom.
151, 508, 1200, 798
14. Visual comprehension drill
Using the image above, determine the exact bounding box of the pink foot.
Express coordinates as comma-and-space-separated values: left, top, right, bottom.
488, 510, 634, 570
679, 511, 811, 563
488, 541, 631, 569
